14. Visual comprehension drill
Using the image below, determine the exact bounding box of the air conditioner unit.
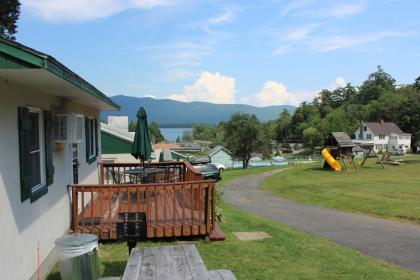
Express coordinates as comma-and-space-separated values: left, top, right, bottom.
54, 113, 84, 143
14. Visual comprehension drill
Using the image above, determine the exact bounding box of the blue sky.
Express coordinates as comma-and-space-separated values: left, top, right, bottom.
17, 0, 420, 106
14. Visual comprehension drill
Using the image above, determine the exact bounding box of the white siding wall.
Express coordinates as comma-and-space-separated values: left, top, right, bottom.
210, 150, 233, 168
0, 80, 101, 280
355, 124, 412, 153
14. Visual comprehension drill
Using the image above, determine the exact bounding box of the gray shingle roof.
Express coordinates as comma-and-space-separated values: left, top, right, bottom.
364, 122, 409, 136
331, 132, 355, 148
208, 145, 231, 157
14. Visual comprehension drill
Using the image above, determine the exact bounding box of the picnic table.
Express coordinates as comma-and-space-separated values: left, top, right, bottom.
121, 245, 236, 280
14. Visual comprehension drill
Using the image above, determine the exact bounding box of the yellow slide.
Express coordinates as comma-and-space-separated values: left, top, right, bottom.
322, 148, 342, 171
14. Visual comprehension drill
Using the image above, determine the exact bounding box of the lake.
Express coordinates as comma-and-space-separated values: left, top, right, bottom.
161, 128, 192, 142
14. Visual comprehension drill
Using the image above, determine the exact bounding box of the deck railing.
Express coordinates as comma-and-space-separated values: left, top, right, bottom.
98, 161, 204, 185
72, 161, 214, 240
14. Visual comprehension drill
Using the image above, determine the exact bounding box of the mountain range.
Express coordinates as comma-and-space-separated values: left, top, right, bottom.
102, 95, 295, 127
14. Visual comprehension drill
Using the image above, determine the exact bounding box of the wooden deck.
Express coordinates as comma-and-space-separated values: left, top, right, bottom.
72, 162, 217, 240
121, 245, 236, 280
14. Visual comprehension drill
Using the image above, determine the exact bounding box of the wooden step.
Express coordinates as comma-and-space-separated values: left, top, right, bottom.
209, 223, 225, 241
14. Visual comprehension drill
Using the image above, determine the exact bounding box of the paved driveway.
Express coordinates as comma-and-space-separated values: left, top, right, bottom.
224, 169, 420, 272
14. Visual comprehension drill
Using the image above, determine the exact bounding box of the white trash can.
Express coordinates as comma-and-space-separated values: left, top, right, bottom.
55, 234, 99, 280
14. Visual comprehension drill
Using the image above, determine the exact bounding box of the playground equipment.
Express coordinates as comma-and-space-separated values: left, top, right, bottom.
322, 132, 357, 171
321, 148, 342, 171
352, 140, 385, 169
322, 132, 386, 171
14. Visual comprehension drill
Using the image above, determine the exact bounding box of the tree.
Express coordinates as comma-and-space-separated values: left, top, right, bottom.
181, 130, 193, 142
302, 127, 323, 149
176, 136, 181, 143
0, 0, 21, 40
192, 123, 216, 141
414, 76, 420, 92
358, 65, 396, 104
149, 122, 165, 143
224, 113, 260, 168
128, 121, 136, 132
290, 102, 321, 140
259, 123, 273, 160
275, 109, 292, 142
319, 108, 358, 139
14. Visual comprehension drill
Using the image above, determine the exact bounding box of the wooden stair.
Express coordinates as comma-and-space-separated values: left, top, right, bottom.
210, 222, 225, 241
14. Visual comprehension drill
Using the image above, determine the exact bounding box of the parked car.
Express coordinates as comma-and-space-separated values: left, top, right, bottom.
213, 163, 227, 172
389, 148, 404, 156
189, 157, 221, 181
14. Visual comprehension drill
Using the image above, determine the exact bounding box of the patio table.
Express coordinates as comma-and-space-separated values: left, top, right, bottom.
123, 167, 167, 183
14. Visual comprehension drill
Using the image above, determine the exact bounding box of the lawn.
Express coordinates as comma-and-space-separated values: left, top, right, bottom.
263, 155, 420, 224
48, 165, 420, 279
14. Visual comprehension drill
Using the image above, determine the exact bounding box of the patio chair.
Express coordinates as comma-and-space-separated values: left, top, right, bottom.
110, 170, 134, 184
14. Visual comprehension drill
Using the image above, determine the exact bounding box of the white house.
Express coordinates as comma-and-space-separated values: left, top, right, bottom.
354, 121, 411, 153
208, 145, 233, 168
0, 38, 119, 280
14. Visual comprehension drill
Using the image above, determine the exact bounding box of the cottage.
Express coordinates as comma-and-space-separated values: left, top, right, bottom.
0, 38, 119, 280
354, 121, 411, 153
208, 145, 233, 168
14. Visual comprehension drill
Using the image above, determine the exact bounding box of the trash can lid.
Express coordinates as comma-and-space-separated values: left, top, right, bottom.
55, 234, 98, 248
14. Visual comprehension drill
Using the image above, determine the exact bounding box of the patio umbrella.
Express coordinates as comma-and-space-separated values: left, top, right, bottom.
131, 107, 153, 167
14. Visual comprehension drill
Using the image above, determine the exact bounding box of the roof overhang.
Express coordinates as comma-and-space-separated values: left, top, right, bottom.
0, 38, 119, 111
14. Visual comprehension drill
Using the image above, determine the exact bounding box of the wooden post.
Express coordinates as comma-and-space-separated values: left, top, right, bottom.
72, 186, 78, 232
212, 183, 216, 231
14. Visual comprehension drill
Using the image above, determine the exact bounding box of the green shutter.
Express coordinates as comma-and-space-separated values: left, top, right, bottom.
44, 111, 54, 186
18, 107, 33, 202
85, 117, 90, 163
94, 118, 99, 157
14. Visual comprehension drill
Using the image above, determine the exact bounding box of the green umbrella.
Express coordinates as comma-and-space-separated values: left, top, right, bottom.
131, 107, 153, 165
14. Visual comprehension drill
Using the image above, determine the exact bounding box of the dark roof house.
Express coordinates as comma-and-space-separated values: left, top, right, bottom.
363, 122, 410, 136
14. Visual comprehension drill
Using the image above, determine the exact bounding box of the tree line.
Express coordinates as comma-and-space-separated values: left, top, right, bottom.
191, 66, 420, 167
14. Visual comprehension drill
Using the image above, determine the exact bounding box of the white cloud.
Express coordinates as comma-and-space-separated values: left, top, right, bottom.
326, 3, 365, 18
206, 9, 236, 26
242, 81, 299, 106
304, 3, 365, 19
242, 76, 349, 107
166, 71, 236, 104
273, 24, 319, 56
131, 0, 175, 9
279, 0, 309, 18
191, 7, 238, 33
273, 28, 403, 56
22, 0, 175, 22
167, 94, 188, 102
309, 31, 402, 52
143, 93, 157, 98
330, 77, 347, 90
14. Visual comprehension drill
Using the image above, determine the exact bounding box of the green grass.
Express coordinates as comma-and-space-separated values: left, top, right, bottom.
48, 166, 420, 279
263, 155, 420, 224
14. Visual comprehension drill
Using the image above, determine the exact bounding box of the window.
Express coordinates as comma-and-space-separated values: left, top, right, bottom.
367, 134, 372, 140
28, 108, 46, 192
363, 126, 367, 131
85, 117, 98, 164
379, 135, 385, 140
18, 107, 54, 202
